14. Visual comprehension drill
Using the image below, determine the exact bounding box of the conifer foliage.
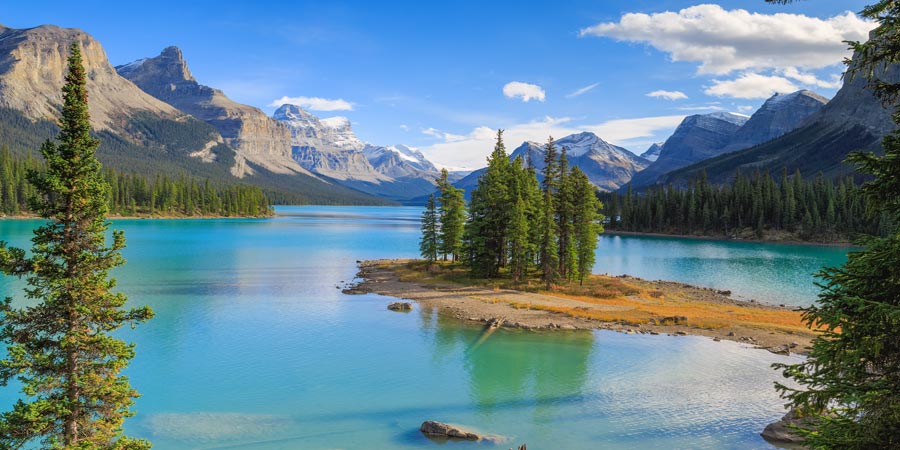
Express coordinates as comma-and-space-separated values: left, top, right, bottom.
434, 131, 604, 285
768, 1, 900, 447
0, 43, 153, 449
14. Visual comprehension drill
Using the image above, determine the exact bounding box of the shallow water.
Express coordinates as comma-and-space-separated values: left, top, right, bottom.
0, 206, 846, 449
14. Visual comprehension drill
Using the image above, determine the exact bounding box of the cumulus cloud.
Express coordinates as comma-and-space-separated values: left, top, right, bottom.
566, 83, 599, 98
503, 81, 546, 102
704, 73, 801, 99
647, 90, 688, 100
422, 127, 466, 142
781, 67, 843, 88
419, 115, 685, 170
580, 4, 874, 75
269, 96, 354, 111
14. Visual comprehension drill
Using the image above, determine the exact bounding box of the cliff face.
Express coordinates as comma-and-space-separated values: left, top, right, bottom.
117, 46, 306, 177
719, 90, 828, 153
0, 25, 181, 130
273, 104, 388, 182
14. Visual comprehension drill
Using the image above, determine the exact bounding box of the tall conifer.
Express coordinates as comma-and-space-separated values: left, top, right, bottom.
0, 42, 153, 449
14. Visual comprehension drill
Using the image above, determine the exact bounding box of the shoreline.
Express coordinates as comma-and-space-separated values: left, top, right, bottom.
604, 230, 858, 248
347, 259, 815, 355
1, 213, 273, 220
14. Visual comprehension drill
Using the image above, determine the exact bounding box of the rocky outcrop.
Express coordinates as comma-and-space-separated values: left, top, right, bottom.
719, 90, 828, 153
117, 47, 306, 177
640, 142, 663, 162
387, 302, 412, 311
628, 112, 748, 189
273, 104, 389, 182
456, 132, 649, 194
761, 409, 816, 444
0, 24, 181, 130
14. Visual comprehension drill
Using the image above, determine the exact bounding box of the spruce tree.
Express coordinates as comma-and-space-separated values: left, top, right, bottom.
464, 130, 510, 277
538, 137, 560, 287
571, 168, 602, 285
0, 43, 153, 449
556, 147, 576, 279
436, 169, 466, 261
419, 193, 439, 262
769, 1, 900, 447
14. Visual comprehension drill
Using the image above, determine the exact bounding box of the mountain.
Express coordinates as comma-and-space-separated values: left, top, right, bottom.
718, 90, 828, 153
640, 143, 663, 162
660, 47, 897, 186
363, 144, 438, 179
626, 112, 749, 189
273, 104, 439, 203
0, 24, 391, 206
116, 46, 303, 178
456, 132, 649, 194
273, 104, 387, 182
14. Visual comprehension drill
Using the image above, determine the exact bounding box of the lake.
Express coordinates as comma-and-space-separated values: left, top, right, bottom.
0, 206, 852, 449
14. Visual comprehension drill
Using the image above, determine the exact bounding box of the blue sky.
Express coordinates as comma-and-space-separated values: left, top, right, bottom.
3, 0, 874, 169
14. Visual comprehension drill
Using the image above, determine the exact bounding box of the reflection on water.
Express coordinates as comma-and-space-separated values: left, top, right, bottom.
0, 207, 825, 448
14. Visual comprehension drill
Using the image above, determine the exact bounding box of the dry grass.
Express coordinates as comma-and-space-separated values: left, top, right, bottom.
385, 260, 813, 336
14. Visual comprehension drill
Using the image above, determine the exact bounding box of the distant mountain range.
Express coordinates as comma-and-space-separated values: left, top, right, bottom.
0, 23, 894, 205
455, 132, 649, 196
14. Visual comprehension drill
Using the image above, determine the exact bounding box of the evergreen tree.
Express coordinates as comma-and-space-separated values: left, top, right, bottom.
436, 169, 466, 261
419, 193, 439, 262
464, 130, 511, 277
571, 168, 602, 285
538, 137, 560, 287
769, 1, 900, 447
0, 43, 153, 449
556, 147, 576, 279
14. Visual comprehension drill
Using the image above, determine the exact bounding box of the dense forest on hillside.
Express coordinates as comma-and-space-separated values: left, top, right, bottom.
601, 170, 895, 242
0, 146, 271, 217
0, 108, 393, 206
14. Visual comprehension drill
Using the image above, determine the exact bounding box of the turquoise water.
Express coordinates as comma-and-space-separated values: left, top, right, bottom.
0, 206, 850, 449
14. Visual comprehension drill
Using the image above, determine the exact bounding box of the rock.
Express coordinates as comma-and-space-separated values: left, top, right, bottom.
726, 331, 735, 337
717, 289, 732, 296
387, 302, 412, 312
674, 331, 687, 336
767, 344, 791, 355
559, 324, 577, 330
420, 421, 481, 441
713, 337, 721, 342
761, 409, 816, 444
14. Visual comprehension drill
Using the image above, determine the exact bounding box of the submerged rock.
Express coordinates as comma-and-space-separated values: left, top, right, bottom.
387, 302, 412, 311
420, 421, 480, 440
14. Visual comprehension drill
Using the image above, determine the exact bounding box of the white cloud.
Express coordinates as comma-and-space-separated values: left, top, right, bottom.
646, 90, 688, 100
502, 81, 546, 102
566, 83, 599, 98
580, 4, 874, 75
705, 73, 801, 99
737, 105, 755, 113
422, 127, 466, 142
399, 124, 410, 131
676, 104, 725, 111
419, 115, 685, 170
268, 96, 354, 111
781, 67, 843, 88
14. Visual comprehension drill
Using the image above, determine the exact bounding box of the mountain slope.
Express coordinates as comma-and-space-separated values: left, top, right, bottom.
456, 132, 649, 195
718, 90, 828, 153
116, 46, 305, 178
627, 112, 748, 189
363, 144, 438, 179
640, 143, 663, 162
661, 51, 897, 186
0, 24, 390, 205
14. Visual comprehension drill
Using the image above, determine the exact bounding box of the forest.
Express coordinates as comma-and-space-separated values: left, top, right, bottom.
0, 146, 271, 217
600, 169, 895, 242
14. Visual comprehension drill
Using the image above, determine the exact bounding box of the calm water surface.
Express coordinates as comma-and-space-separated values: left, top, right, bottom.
0, 206, 851, 449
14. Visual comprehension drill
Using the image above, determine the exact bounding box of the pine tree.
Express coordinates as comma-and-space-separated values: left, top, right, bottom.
436, 169, 466, 261
769, 1, 900, 447
419, 193, 439, 263
0, 42, 153, 449
571, 168, 602, 285
556, 147, 576, 279
464, 130, 510, 277
538, 137, 560, 287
